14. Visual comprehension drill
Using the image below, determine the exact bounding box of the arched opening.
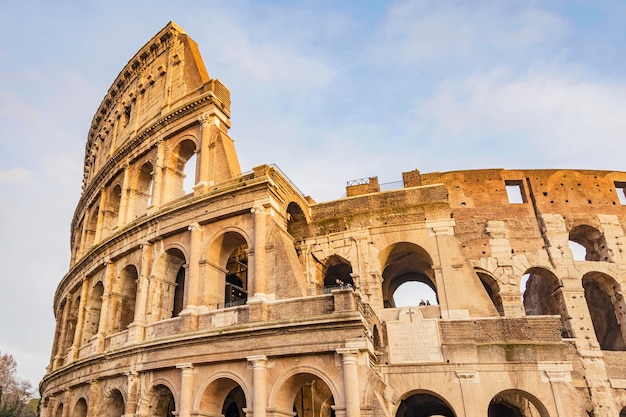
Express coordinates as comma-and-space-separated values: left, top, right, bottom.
199, 378, 247, 417
275, 373, 335, 417
569, 224, 611, 262
183, 153, 197, 194
395, 392, 455, 417
166, 139, 197, 200
225, 242, 248, 308
103, 184, 122, 236
131, 161, 154, 218
286, 202, 309, 241
82, 281, 104, 344
73, 217, 84, 261
620, 405, 626, 417
144, 385, 175, 417
488, 390, 549, 417
83, 201, 100, 249
152, 248, 187, 321
54, 403, 63, 417
105, 389, 125, 417
112, 265, 138, 332
477, 271, 504, 316
583, 272, 626, 351
62, 295, 80, 355
71, 398, 87, 417
323, 256, 353, 293
522, 268, 570, 337
173, 265, 186, 317
381, 243, 436, 308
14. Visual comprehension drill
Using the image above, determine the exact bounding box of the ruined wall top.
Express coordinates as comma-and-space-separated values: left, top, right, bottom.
82, 21, 231, 191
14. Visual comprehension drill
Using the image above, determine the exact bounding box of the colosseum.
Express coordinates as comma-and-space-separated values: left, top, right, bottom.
39, 22, 626, 417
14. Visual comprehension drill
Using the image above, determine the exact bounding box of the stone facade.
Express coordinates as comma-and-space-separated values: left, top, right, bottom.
39, 22, 626, 417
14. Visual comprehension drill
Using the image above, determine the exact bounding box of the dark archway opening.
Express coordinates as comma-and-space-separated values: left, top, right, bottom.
395, 393, 455, 417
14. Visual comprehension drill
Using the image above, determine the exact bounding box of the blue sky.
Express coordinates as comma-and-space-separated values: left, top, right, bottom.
1, 0, 625, 387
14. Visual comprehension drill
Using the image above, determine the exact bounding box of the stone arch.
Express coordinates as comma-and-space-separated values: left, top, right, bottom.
152, 247, 187, 321
475, 269, 504, 316
620, 405, 626, 417
583, 271, 626, 350
54, 402, 63, 417
198, 375, 249, 417
379, 242, 436, 308
522, 267, 571, 337
323, 255, 353, 292
82, 281, 104, 344
205, 229, 251, 309
103, 183, 122, 237
165, 137, 198, 200
271, 369, 338, 417
286, 202, 309, 241
83, 199, 100, 249
62, 292, 80, 355
140, 384, 176, 417
394, 390, 456, 417
104, 388, 125, 417
71, 398, 87, 417
569, 224, 611, 262
112, 264, 139, 332
129, 160, 155, 219
488, 389, 550, 417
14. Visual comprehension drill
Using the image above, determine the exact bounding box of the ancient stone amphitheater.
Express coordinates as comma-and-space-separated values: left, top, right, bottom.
39, 22, 626, 417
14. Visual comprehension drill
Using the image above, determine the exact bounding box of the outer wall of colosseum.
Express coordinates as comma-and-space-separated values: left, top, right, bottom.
39, 22, 626, 417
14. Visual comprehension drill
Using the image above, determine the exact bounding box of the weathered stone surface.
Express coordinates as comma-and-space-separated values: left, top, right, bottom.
40, 22, 626, 417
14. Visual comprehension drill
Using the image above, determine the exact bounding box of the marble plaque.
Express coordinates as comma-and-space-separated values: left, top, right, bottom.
387, 307, 443, 364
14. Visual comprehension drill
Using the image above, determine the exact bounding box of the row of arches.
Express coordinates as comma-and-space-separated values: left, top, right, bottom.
53, 381, 559, 417
73, 137, 198, 262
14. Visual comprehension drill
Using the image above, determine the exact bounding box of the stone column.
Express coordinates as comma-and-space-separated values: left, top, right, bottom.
177, 363, 195, 417
251, 206, 267, 300
68, 280, 90, 361
426, 220, 456, 319
117, 163, 132, 227
128, 242, 152, 343
336, 349, 360, 417
93, 189, 108, 243
196, 113, 212, 190
247, 356, 268, 417
87, 380, 100, 417
53, 299, 72, 368
148, 140, 165, 213
94, 261, 116, 352
185, 223, 203, 311
61, 389, 71, 417
125, 370, 140, 417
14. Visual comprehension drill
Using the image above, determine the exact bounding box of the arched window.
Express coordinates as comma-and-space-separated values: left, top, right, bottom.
165, 139, 197, 201
199, 378, 247, 417
275, 373, 334, 417
323, 255, 353, 293
103, 184, 122, 236
286, 202, 308, 241
112, 265, 138, 332
71, 398, 87, 417
521, 268, 570, 337
82, 281, 104, 344
477, 271, 504, 316
225, 243, 248, 307
583, 272, 626, 351
105, 390, 125, 417
130, 161, 154, 219
142, 385, 175, 417
569, 224, 611, 262
153, 248, 187, 321
381, 243, 437, 308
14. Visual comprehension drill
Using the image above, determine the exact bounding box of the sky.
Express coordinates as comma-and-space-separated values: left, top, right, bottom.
1, 0, 626, 389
